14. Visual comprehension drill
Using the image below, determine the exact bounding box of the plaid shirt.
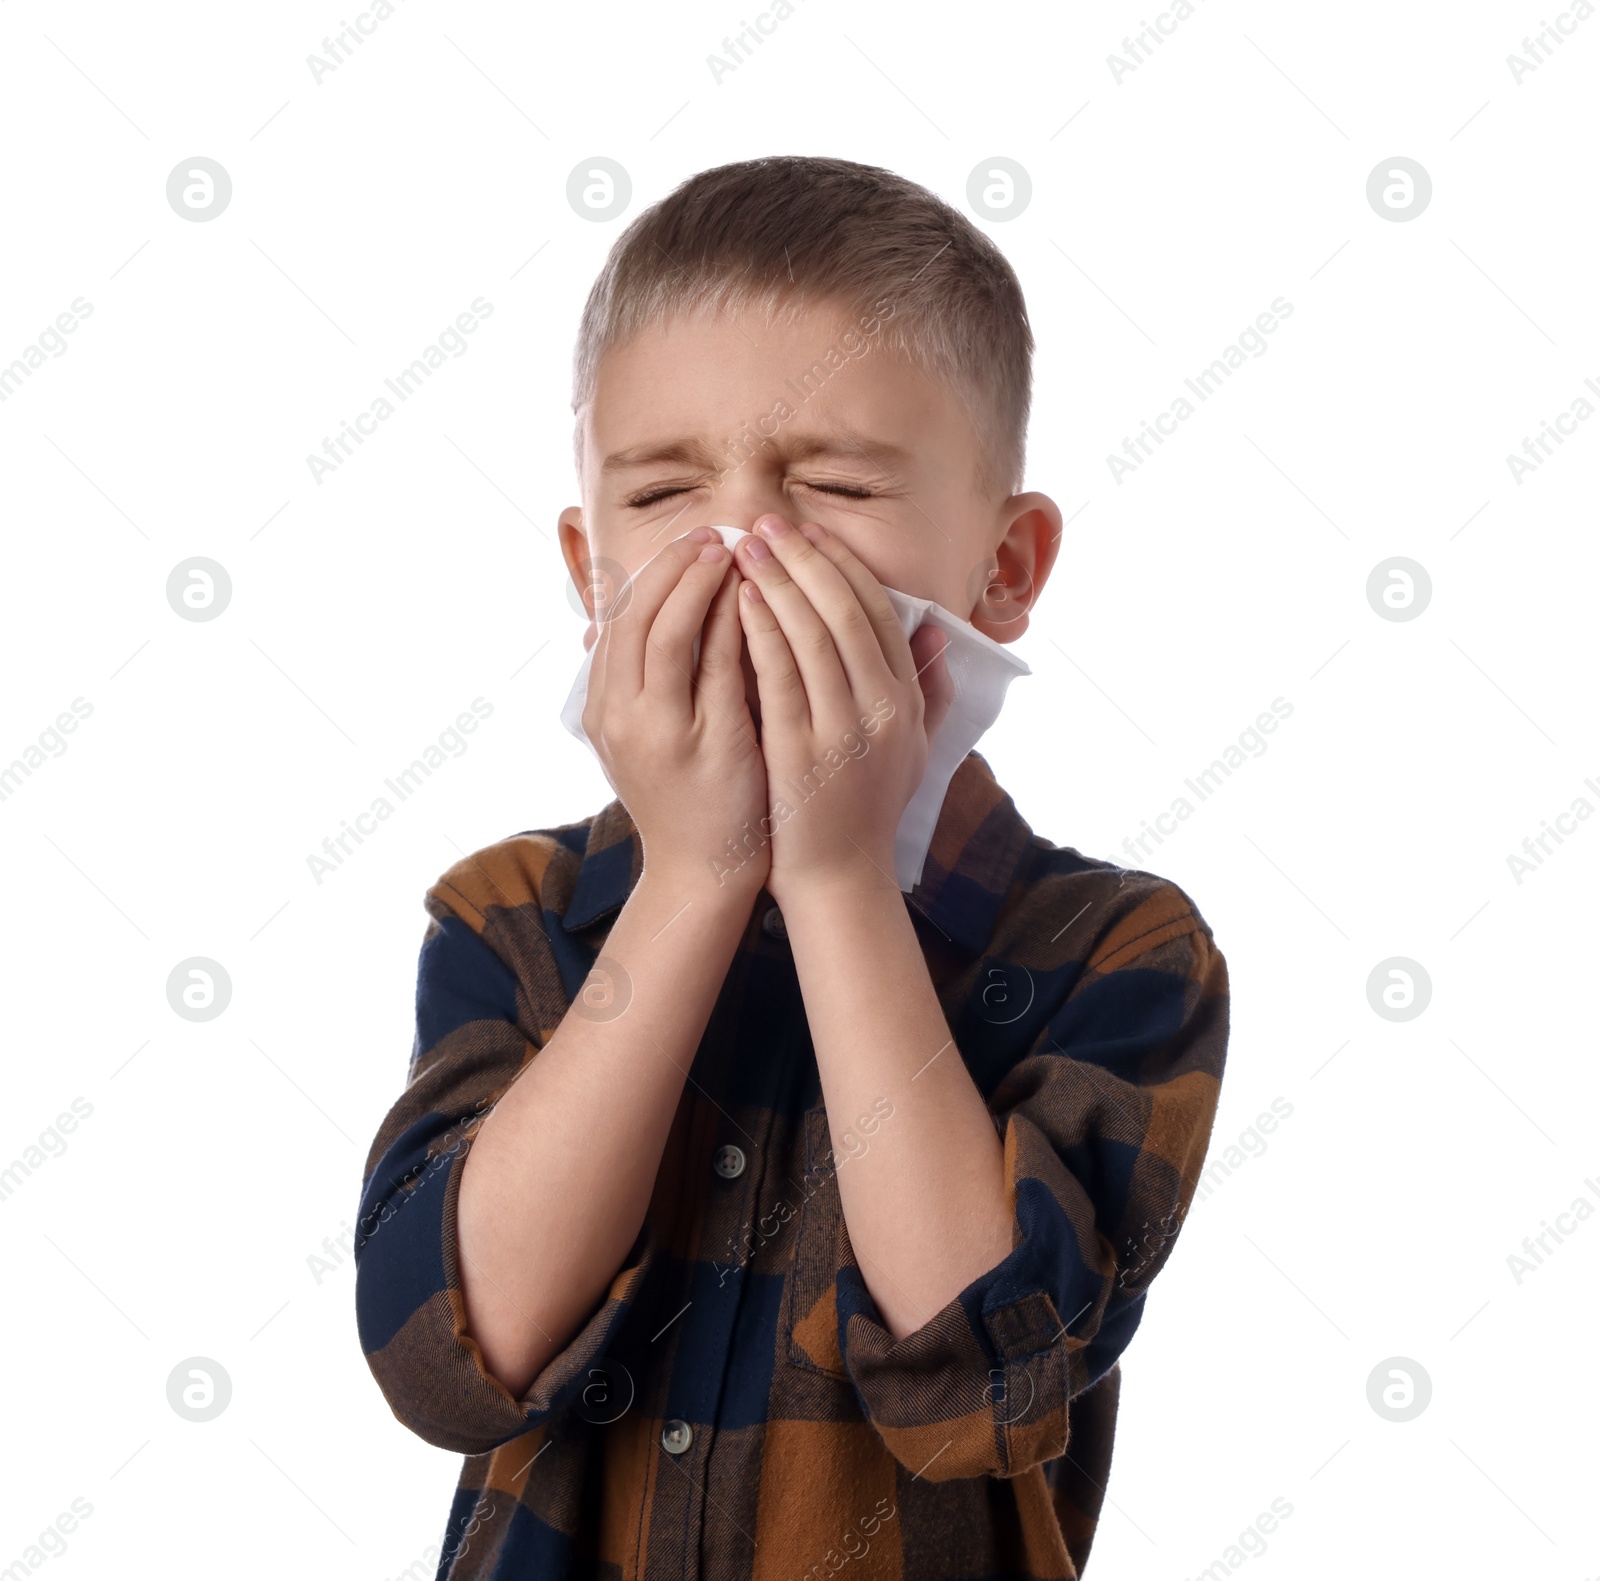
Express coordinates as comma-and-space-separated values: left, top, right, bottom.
355, 749, 1229, 1580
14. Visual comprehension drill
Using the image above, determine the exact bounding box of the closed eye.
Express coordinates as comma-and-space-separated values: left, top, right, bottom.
623, 483, 702, 508
624, 481, 876, 508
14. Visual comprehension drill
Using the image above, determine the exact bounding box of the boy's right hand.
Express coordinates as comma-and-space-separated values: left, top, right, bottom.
581, 529, 770, 898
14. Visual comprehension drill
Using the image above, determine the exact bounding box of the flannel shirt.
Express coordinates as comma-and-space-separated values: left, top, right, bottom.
354, 749, 1229, 1580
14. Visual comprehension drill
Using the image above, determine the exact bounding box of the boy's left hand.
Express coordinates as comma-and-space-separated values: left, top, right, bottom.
733, 514, 953, 900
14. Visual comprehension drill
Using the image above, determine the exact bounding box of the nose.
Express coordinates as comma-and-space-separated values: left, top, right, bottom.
690, 486, 796, 538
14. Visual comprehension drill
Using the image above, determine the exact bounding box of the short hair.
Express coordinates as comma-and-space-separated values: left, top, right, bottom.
571, 154, 1034, 500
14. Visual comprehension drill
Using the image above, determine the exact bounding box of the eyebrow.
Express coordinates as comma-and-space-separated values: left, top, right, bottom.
601, 429, 916, 474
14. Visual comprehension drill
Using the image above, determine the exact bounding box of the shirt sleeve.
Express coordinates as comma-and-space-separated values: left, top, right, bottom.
831, 878, 1228, 1482
353, 855, 659, 1457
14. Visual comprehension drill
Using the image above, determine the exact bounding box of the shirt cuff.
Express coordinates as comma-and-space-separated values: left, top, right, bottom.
355, 1116, 658, 1456
832, 1106, 1111, 1481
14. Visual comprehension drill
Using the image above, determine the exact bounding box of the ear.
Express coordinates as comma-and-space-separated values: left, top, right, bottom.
967, 493, 1064, 646
558, 506, 602, 651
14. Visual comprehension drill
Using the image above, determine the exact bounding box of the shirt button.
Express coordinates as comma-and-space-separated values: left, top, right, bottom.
761, 904, 787, 939
713, 1144, 746, 1179
661, 1419, 693, 1455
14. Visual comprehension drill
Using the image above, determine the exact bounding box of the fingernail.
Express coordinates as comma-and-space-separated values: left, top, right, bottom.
741, 535, 773, 561
797, 522, 823, 544
756, 516, 791, 538
686, 526, 717, 543
697, 543, 726, 562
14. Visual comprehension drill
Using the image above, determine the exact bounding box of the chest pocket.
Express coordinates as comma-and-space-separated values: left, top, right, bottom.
781, 1106, 853, 1381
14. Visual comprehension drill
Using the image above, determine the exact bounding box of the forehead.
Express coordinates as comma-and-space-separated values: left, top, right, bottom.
584, 299, 973, 469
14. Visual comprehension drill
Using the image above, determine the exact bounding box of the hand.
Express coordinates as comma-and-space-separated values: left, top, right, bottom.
582, 529, 770, 898
732, 516, 953, 901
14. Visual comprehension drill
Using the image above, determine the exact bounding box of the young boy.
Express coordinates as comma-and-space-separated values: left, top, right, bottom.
355, 155, 1229, 1581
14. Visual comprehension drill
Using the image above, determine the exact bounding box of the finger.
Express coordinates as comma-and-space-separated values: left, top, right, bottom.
732, 525, 857, 719
641, 543, 735, 713
694, 563, 755, 734
597, 531, 720, 705
792, 521, 917, 692
737, 576, 809, 735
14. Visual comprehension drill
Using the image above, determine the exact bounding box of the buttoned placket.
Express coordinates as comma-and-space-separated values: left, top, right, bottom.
642, 897, 803, 1579
537, 756, 1031, 1578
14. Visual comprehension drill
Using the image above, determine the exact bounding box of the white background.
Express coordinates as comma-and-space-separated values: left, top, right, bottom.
1, 1, 1595, 1577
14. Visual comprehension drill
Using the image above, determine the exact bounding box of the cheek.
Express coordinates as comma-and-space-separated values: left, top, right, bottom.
855, 545, 929, 602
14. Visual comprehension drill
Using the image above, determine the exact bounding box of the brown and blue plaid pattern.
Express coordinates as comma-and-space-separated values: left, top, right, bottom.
355, 749, 1230, 1579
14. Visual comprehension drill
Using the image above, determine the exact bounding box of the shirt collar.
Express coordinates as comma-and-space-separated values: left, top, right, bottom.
560, 750, 1034, 957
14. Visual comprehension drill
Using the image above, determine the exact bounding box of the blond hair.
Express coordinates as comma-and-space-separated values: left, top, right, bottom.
571, 155, 1033, 499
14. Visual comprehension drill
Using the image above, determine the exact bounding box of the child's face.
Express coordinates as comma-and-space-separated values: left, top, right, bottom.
559, 295, 1060, 720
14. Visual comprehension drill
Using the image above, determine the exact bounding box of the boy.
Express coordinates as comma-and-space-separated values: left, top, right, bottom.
355, 155, 1229, 1581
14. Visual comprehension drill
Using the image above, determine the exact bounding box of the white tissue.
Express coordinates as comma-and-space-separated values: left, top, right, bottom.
559, 525, 1031, 891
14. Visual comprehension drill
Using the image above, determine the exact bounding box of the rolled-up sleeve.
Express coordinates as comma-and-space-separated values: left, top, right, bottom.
834, 888, 1229, 1481
354, 877, 658, 1456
